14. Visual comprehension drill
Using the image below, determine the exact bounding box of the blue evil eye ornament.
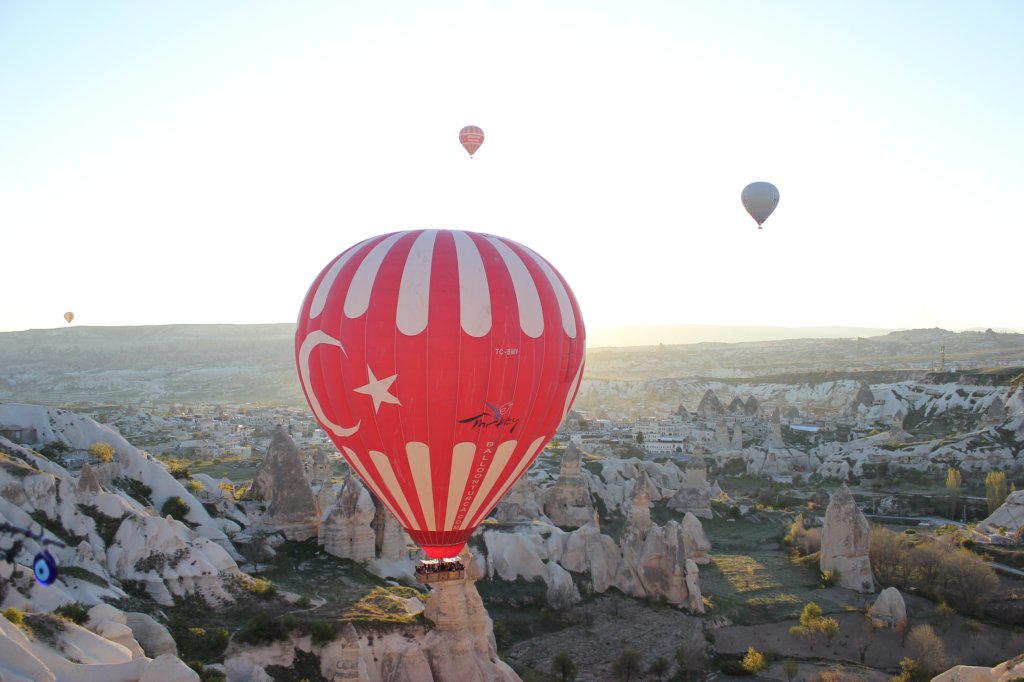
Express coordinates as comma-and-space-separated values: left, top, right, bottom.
33, 550, 58, 586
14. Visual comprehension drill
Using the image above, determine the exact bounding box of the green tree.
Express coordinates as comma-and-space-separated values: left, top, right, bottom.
38, 440, 71, 463
611, 647, 642, 681
907, 624, 950, 676
789, 602, 839, 650
160, 496, 191, 522
551, 651, 577, 682
742, 647, 767, 673
636, 431, 645, 446
945, 467, 962, 518
646, 656, 670, 681
985, 470, 1009, 515
89, 441, 115, 464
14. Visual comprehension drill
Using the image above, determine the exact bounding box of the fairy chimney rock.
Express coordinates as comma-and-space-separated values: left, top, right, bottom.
543, 443, 593, 528
821, 484, 874, 593
251, 425, 320, 541
870, 587, 907, 631
319, 475, 377, 561
76, 462, 102, 498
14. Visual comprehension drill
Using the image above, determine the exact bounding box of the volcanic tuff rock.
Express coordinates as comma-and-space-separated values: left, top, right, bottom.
495, 475, 543, 522
931, 655, 1024, 682
542, 443, 594, 527
668, 457, 712, 518
978, 489, 1024, 535
869, 587, 907, 631
249, 424, 319, 541
310, 447, 332, 483
697, 388, 725, 415
319, 475, 377, 561
106, 513, 242, 606
820, 484, 874, 593
0, 601, 198, 682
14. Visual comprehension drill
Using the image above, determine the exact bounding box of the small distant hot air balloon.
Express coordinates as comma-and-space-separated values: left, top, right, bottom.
459, 126, 485, 158
295, 229, 585, 560
741, 182, 780, 229
63, 312, 74, 324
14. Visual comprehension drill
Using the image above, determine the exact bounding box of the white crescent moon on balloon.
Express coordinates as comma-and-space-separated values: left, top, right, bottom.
298, 330, 361, 437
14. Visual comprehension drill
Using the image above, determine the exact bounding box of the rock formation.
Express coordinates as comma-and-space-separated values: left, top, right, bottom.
76, 462, 102, 499
744, 396, 761, 417
333, 623, 371, 681
0, 602, 199, 682
931, 654, 1024, 682
310, 447, 332, 484
714, 419, 729, 450
979, 489, 1024, 534
869, 586, 907, 631
319, 475, 377, 561
420, 550, 520, 681
249, 425, 319, 541
615, 473, 705, 611
542, 443, 594, 528
697, 389, 724, 415
668, 456, 712, 518
820, 484, 874, 592
767, 409, 784, 447
495, 476, 543, 522
373, 495, 412, 559
106, 513, 241, 606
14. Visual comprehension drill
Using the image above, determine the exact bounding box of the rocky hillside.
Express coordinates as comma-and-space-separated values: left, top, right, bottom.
2, 325, 1023, 405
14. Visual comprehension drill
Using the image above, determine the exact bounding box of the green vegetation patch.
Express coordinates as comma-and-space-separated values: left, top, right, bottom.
113, 476, 153, 506
29, 510, 86, 547
341, 586, 424, 624
59, 566, 109, 588
77, 504, 124, 546
709, 554, 782, 594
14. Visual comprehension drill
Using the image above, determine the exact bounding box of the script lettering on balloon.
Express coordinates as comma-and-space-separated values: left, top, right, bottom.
458, 400, 519, 433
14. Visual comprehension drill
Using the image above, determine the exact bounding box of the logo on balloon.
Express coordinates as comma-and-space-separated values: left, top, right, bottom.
458, 400, 519, 433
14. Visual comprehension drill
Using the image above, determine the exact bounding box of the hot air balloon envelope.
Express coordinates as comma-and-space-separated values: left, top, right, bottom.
741, 182, 780, 228
64, 312, 74, 324
295, 229, 585, 559
459, 126, 485, 157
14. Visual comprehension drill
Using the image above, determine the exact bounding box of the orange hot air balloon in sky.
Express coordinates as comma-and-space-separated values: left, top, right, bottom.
459, 125, 484, 157
63, 312, 74, 324
295, 229, 586, 559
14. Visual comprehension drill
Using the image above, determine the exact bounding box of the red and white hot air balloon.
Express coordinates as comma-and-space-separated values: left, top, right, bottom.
295, 229, 585, 559
458, 125, 484, 157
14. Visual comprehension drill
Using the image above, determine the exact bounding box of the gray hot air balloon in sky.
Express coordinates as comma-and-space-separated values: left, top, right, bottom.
741, 181, 780, 229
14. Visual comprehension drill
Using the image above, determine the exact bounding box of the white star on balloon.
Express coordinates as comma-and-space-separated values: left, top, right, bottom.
353, 366, 401, 413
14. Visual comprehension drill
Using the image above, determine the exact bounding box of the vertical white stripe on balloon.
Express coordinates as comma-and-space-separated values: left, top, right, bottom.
562, 361, 585, 422
461, 440, 516, 526
452, 230, 491, 337
487, 236, 544, 338
467, 437, 545, 529
309, 237, 376, 319
521, 245, 578, 338
445, 443, 476, 531
345, 232, 408, 319
370, 450, 421, 530
396, 230, 436, 336
406, 442, 435, 530
342, 445, 393, 519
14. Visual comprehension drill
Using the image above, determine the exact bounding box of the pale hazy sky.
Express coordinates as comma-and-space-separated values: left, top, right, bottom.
2, 1, 1022, 337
